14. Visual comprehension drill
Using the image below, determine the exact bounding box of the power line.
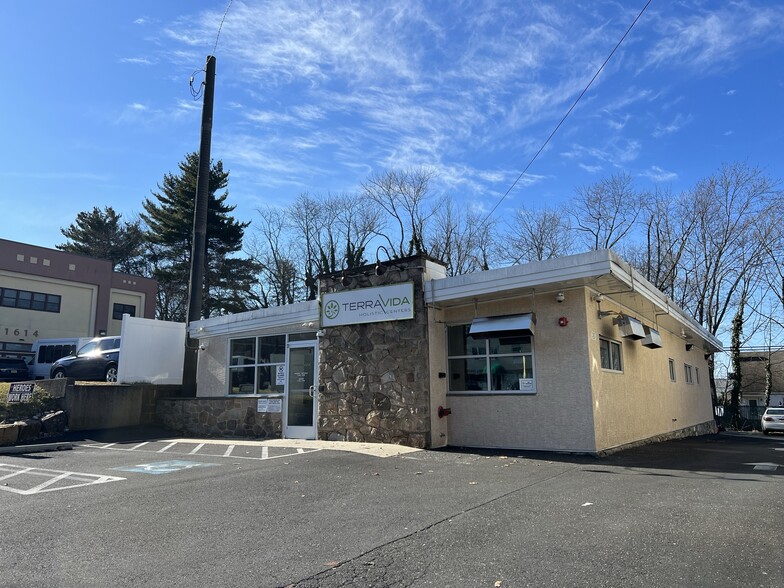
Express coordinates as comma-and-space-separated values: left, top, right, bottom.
190, 0, 234, 101
212, 0, 234, 57
480, 0, 653, 226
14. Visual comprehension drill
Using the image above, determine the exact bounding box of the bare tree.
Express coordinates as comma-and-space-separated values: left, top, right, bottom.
570, 173, 645, 251
626, 187, 698, 300
428, 197, 498, 275
248, 206, 300, 307
503, 206, 573, 264
679, 163, 778, 337
288, 192, 383, 299
362, 168, 440, 258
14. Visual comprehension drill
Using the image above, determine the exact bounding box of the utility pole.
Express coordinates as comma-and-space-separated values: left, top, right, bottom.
183, 55, 216, 396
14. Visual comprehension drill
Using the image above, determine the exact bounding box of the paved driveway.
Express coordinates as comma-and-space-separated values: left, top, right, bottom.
1, 430, 782, 588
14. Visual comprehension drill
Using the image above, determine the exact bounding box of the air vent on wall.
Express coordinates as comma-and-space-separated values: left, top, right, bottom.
614, 315, 645, 340
641, 326, 663, 349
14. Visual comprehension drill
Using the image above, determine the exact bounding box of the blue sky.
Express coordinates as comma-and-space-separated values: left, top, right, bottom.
2, 0, 783, 251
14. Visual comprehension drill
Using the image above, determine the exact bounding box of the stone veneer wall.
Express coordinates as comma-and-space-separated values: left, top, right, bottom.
318, 256, 434, 448
156, 397, 281, 439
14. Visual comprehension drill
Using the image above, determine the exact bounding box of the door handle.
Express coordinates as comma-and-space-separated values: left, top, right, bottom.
308, 385, 315, 398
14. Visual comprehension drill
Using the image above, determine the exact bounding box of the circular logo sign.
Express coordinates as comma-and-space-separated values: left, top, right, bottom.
324, 300, 340, 320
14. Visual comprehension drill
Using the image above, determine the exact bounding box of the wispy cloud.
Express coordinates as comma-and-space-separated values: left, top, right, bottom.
640, 166, 677, 183
652, 113, 692, 138
645, 4, 784, 73
120, 57, 154, 65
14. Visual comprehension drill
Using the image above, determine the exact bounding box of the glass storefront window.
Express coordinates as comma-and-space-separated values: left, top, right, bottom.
226, 333, 316, 396
258, 335, 285, 364
447, 325, 535, 394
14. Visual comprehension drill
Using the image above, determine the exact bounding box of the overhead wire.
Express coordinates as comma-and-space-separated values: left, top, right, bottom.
189, 0, 234, 101
479, 0, 654, 226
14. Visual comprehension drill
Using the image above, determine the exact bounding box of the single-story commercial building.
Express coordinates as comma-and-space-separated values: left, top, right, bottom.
176, 250, 721, 454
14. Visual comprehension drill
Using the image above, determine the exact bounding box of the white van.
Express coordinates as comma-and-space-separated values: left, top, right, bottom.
29, 337, 92, 379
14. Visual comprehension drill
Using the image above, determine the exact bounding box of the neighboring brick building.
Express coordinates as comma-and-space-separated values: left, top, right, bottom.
0, 238, 157, 362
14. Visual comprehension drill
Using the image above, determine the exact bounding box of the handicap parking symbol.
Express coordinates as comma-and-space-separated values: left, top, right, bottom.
113, 460, 219, 475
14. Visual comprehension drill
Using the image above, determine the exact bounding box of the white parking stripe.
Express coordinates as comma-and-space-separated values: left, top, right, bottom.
0, 466, 34, 481
157, 442, 178, 453
261, 446, 269, 460
189, 443, 205, 455
223, 445, 235, 457
27, 472, 71, 493
130, 442, 150, 450
297, 448, 305, 454
0, 464, 126, 495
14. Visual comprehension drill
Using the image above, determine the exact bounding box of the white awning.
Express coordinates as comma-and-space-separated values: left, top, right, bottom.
469, 313, 536, 338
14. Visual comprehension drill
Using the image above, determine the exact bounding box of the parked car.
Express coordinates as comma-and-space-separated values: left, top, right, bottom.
0, 357, 30, 382
761, 407, 784, 435
50, 336, 121, 382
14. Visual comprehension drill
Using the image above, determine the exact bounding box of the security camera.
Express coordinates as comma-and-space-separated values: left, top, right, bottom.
556, 291, 565, 303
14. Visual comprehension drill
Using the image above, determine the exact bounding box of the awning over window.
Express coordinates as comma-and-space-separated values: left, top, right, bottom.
469, 313, 536, 338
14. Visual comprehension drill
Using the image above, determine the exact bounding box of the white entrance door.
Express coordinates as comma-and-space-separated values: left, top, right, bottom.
283, 341, 318, 439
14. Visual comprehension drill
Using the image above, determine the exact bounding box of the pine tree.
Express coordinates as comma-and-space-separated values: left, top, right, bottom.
140, 152, 262, 320
57, 206, 144, 273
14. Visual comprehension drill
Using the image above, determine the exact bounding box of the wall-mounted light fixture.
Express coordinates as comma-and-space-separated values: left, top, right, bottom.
374, 245, 392, 276
556, 291, 565, 304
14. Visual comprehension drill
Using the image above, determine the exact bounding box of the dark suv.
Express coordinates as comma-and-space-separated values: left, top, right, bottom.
0, 357, 30, 382
50, 336, 121, 382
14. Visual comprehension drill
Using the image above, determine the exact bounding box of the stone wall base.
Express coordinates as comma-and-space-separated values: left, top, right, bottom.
156, 397, 281, 439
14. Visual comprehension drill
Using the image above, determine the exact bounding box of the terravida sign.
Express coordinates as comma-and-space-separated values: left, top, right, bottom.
321, 283, 415, 327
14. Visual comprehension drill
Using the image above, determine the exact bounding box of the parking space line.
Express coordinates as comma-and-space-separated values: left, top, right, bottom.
0, 464, 126, 495
157, 442, 178, 453
0, 466, 34, 481
79, 440, 325, 461
28, 472, 71, 493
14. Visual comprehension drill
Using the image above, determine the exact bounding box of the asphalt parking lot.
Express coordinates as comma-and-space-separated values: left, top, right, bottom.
1, 429, 782, 588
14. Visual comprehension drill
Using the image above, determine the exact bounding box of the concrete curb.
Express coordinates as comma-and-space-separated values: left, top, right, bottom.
0, 442, 74, 455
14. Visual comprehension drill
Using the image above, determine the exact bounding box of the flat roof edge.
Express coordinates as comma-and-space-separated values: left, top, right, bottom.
425, 250, 614, 303
190, 301, 319, 337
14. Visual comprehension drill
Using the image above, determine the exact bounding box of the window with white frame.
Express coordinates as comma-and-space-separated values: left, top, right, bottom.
669, 358, 676, 382
227, 333, 316, 395
599, 338, 622, 372
684, 364, 694, 385
446, 325, 535, 393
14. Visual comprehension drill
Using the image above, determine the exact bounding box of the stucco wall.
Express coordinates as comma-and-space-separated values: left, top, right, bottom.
0, 271, 97, 342
587, 290, 715, 451
440, 289, 596, 453
196, 334, 229, 396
